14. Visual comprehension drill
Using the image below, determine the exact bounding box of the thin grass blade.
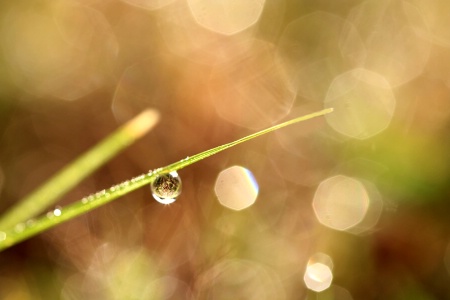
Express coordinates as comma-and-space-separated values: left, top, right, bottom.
0, 109, 160, 230
0, 108, 333, 251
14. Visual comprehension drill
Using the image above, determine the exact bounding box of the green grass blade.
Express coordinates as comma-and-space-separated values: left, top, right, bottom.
0, 109, 160, 230
0, 108, 333, 251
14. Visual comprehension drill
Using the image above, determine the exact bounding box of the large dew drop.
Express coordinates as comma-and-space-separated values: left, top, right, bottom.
150, 171, 182, 204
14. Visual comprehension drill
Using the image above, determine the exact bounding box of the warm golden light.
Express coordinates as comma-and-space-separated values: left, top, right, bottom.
214, 166, 259, 211
2, 3, 118, 101
197, 259, 283, 299
313, 175, 370, 231
187, 0, 265, 35
349, 0, 430, 86
325, 68, 396, 140
119, 0, 175, 11
1, 0, 449, 298
276, 12, 366, 102
409, 0, 450, 47
304, 262, 333, 292
209, 41, 295, 129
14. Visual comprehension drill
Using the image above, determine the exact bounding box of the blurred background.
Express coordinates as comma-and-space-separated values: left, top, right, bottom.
0, 0, 450, 299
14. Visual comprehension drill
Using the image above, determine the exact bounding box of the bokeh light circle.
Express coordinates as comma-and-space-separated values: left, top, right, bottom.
304, 262, 333, 292
187, 0, 265, 35
201, 259, 284, 299
214, 166, 259, 211
276, 11, 366, 101
408, 0, 450, 48
119, 0, 176, 11
313, 175, 370, 231
209, 40, 295, 129
325, 68, 396, 140
1, 2, 118, 101
348, 0, 430, 86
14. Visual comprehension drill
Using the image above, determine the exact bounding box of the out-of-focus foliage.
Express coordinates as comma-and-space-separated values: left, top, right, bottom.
1, 0, 450, 299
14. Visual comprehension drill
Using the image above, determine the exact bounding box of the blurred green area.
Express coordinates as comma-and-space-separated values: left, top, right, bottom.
1, 0, 450, 299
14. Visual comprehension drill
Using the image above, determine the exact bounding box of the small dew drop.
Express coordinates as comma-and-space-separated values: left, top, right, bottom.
131, 174, 145, 183
15, 223, 25, 232
54, 208, 62, 217
150, 171, 182, 205
120, 181, 130, 189
95, 190, 106, 198
0, 231, 6, 242
81, 197, 88, 204
26, 219, 36, 227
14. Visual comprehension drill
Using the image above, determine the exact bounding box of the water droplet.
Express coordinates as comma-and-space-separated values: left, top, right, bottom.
54, 207, 62, 217
150, 171, 182, 204
15, 223, 25, 232
131, 174, 145, 183
26, 219, 36, 227
120, 181, 130, 189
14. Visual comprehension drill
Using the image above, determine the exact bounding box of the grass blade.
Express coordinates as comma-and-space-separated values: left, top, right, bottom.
0, 108, 333, 251
0, 109, 160, 230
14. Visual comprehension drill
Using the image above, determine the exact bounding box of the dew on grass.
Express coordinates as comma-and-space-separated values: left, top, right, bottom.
53, 207, 62, 217
313, 175, 370, 231
14, 223, 25, 233
120, 181, 130, 188
46, 207, 62, 219
150, 171, 182, 205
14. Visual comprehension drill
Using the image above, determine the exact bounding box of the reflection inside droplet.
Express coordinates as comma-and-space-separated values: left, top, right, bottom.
150, 171, 182, 204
